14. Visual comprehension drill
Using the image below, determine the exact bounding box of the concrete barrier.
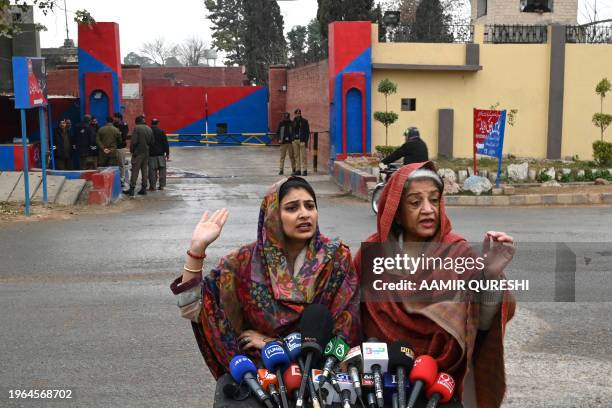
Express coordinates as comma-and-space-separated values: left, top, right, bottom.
331, 160, 377, 201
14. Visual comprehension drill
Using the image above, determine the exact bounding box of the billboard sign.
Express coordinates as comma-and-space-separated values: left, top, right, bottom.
12, 57, 48, 109
473, 109, 506, 159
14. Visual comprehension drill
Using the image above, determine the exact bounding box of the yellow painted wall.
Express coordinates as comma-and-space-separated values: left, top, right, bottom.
562, 44, 612, 160
372, 41, 551, 158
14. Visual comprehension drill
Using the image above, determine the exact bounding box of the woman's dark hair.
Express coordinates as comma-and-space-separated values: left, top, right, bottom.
278, 177, 317, 206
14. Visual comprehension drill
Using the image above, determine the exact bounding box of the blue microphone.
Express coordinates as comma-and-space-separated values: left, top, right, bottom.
262, 342, 291, 408
284, 332, 302, 361
383, 372, 411, 405
230, 355, 274, 408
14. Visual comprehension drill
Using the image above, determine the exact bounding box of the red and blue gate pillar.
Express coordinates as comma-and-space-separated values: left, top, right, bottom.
328, 21, 372, 161
78, 22, 123, 121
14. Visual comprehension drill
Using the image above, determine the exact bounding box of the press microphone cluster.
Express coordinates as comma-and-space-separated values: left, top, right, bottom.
224, 304, 457, 408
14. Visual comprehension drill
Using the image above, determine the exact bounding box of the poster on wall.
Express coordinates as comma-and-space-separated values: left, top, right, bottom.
12, 57, 48, 109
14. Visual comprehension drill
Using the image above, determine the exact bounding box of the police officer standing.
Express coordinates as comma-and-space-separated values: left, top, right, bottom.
123, 116, 153, 197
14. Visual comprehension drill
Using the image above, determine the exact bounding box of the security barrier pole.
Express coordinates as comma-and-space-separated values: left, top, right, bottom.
38, 107, 49, 204
20, 109, 31, 216
313, 132, 318, 173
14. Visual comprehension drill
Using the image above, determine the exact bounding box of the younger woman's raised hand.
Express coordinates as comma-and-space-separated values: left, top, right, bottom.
190, 209, 229, 254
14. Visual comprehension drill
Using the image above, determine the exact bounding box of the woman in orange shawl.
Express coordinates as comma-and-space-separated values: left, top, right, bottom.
355, 162, 515, 407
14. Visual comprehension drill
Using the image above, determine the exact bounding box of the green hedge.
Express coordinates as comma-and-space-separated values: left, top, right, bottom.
593, 140, 612, 167
375, 145, 400, 158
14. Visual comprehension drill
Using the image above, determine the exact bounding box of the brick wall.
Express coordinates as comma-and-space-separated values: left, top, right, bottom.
268, 65, 287, 135
47, 68, 78, 96
285, 60, 331, 171
141, 66, 248, 87
121, 66, 143, 126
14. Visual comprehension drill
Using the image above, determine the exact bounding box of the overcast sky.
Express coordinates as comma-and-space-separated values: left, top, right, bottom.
35, 0, 612, 63
36, 0, 319, 61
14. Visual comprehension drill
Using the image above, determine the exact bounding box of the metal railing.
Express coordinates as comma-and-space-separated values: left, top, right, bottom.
566, 22, 612, 44
166, 133, 273, 146
484, 25, 548, 44
383, 23, 474, 43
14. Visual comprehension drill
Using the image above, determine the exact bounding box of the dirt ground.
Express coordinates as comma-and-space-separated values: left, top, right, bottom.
0, 199, 138, 224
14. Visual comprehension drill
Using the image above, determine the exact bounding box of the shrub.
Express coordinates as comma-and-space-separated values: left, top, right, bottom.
537, 172, 552, 183
593, 140, 612, 166
375, 145, 400, 159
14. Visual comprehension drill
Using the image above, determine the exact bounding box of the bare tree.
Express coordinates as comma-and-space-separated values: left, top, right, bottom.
178, 37, 208, 66
140, 38, 179, 66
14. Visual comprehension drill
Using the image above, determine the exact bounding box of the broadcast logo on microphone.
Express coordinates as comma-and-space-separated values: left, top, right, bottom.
264, 343, 285, 359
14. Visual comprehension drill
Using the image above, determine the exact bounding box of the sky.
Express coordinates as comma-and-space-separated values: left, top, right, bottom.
35, 0, 612, 63
36, 0, 319, 61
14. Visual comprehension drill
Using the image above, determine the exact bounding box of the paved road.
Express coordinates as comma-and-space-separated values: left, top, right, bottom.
1, 147, 611, 407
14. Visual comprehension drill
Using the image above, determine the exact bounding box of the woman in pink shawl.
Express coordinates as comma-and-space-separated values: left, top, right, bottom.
171, 177, 361, 378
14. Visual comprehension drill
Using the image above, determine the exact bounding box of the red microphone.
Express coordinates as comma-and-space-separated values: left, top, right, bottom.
283, 363, 303, 401
406, 355, 438, 408
258, 369, 281, 408
425, 373, 455, 408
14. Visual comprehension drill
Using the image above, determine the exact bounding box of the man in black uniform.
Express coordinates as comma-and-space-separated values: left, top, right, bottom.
381, 127, 429, 167
148, 118, 170, 191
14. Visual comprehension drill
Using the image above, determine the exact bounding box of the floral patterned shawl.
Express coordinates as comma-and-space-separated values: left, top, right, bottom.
192, 179, 361, 379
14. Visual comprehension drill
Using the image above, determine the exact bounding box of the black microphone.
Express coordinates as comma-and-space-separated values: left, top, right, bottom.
284, 332, 321, 408
295, 304, 334, 408
388, 341, 415, 408
230, 355, 274, 408
362, 338, 389, 408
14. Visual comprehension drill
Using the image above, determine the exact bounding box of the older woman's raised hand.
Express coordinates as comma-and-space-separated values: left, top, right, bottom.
482, 230, 515, 279
190, 209, 229, 255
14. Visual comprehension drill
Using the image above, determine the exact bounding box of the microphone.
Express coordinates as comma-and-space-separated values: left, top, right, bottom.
337, 373, 357, 407
296, 304, 334, 408
361, 373, 376, 408
283, 363, 303, 401
366, 392, 377, 408
258, 369, 281, 408
229, 355, 274, 408
425, 373, 455, 408
322, 336, 349, 386
313, 370, 356, 406
388, 341, 415, 408
362, 338, 389, 408
391, 393, 399, 408
284, 332, 321, 408
262, 342, 291, 408
341, 346, 364, 400
383, 372, 411, 406
406, 355, 438, 408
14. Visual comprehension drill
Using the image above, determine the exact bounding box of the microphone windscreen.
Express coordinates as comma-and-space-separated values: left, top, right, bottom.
229, 355, 257, 383
284, 332, 302, 361
425, 373, 455, 403
388, 341, 415, 372
299, 304, 334, 351
408, 355, 438, 387
283, 363, 302, 394
258, 369, 278, 391
262, 342, 291, 372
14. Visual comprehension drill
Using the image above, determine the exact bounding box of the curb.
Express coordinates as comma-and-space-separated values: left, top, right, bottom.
439, 193, 612, 206
330, 161, 612, 206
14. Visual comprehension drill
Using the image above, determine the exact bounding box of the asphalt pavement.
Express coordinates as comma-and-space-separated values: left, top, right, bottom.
1, 146, 611, 408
